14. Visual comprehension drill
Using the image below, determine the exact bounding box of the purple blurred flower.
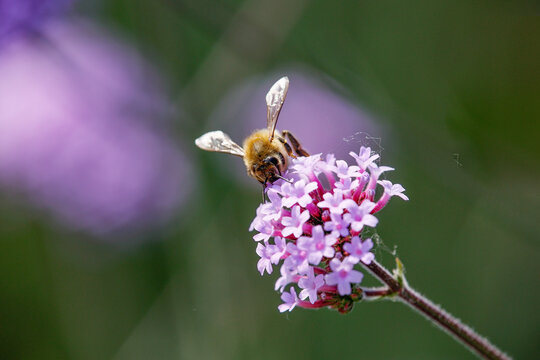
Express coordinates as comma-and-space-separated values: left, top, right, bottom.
0, 20, 194, 236
0, 0, 74, 43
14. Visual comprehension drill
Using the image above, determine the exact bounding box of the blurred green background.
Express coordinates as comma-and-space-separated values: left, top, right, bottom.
1, 0, 539, 359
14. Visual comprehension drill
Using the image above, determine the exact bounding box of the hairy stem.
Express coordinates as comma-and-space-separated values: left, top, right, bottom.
361, 287, 394, 299
361, 260, 511, 360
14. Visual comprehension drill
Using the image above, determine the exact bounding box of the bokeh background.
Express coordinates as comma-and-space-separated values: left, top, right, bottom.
1, 0, 539, 359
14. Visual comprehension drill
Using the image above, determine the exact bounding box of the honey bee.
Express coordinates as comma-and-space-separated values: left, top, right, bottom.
195, 76, 309, 187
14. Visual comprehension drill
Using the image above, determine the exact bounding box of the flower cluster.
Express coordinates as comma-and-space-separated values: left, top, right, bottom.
249, 147, 408, 313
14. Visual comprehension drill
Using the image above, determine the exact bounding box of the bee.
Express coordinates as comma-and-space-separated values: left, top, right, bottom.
195, 76, 309, 188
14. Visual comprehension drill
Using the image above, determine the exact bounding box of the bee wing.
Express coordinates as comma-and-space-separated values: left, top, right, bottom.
266, 76, 289, 141
195, 131, 245, 157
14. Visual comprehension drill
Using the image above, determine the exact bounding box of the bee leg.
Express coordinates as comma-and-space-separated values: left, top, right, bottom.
282, 130, 309, 157
279, 137, 296, 158
277, 135, 296, 158
261, 181, 268, 202
275, 175, 293, 183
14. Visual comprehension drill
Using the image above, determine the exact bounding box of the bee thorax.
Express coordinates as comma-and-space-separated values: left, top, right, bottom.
242, 129, 288, 183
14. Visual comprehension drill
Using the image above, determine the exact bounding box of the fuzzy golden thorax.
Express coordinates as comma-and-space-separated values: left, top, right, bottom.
243, 129, 289, 183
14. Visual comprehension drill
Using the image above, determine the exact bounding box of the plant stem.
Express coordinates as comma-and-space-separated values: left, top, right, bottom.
361, 259, 511, 360
360, 287, 394, 299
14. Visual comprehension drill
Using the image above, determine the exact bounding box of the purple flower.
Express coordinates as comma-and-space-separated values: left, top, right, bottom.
281, 179, 318, 208
343, 237, 375, 264
317, 153, 336, 172
298, 268, 325, 304
270, 237, 287, 264
252, 219, 274, 242
317, 190, 348, 214
323, 213, 350, 237
379, 180, 409, 201
278, 287, 299, 312
0, 20, 193, 236
325, 258, 364, 296
365, 164, 394, 196
298, 225, 337, 265
0, 0, 74, 42
332, 160, 361, 179
256, 243, 274, 275
275, 264, 298, 292
284, 242, 310, 274
373, 180, 409, 212
334, 177, 360, 195
290, 153, 323, 181
249, 205, 266, 231
261, 189, 283, 221
342, 200, 378, 232
349, 146, 379, 171
249, 150, 408, 312
281, 205, 310, 238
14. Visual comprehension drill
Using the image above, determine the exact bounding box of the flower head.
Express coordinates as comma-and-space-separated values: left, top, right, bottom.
250, 150, 408, 313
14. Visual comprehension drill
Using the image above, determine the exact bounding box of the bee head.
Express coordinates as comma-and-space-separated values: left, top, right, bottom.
252, 156, 281, 184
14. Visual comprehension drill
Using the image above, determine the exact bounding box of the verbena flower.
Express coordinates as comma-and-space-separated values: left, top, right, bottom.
251, 148, 511, 360
250, 147, 408, 313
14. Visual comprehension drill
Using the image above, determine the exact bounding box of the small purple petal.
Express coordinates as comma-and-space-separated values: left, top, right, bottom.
278, 287, 298, 312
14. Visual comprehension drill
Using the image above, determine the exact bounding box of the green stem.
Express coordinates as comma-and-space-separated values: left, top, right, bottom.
361, 259, 511, 360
